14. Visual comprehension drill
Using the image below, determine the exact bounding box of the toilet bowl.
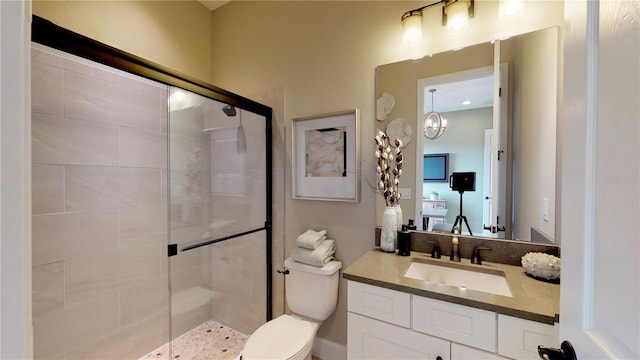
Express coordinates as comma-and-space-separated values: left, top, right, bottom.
241, 258, 342, 360
241, 314, 318, 360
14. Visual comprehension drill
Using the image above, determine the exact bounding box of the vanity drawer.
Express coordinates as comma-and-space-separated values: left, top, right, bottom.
348, 312, 450, 360
347, 280, 411, 328
412, 296, 497, 352
497, 314, 559, 360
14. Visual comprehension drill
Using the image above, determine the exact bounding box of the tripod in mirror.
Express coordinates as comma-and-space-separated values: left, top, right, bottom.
449, 172, 476, 236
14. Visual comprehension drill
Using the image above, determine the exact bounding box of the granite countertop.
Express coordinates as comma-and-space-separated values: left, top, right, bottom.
343, 249, 560, 325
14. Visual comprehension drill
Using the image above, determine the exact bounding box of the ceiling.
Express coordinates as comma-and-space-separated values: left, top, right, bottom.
198, 0, 230, 11
422, 74, 494, 114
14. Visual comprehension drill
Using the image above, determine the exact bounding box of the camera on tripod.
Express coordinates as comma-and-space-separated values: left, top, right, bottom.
449, 172, 476, 192
449, 172, 476, 235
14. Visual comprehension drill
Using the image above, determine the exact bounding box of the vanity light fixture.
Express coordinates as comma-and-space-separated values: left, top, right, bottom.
424, 89, 447, 140
401, 0, 474, 43
402, 10, 424, 43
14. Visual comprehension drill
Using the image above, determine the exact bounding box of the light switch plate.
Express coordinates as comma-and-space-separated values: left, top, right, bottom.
399, 188, 412, 200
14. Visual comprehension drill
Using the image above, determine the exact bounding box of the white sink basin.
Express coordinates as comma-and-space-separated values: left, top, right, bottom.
403, 260, 513, 297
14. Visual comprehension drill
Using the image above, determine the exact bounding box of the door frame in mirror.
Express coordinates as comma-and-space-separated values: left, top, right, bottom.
415, 65, 497, 234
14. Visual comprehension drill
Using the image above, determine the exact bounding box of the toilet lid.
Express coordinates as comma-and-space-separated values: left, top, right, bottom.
242, 315, 318, 360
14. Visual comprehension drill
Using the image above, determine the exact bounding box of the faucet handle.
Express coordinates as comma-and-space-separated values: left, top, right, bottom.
471, 247, 491, 265
424, 240, 441, 259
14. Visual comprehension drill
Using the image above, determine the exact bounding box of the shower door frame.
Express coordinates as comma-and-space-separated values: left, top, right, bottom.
31, 15, 274, 321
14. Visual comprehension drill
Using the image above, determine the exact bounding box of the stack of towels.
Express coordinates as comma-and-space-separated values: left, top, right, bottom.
291, 229, 336, 267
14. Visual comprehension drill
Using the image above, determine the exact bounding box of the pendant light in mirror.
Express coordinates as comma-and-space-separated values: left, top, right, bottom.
424, 89, 447, 140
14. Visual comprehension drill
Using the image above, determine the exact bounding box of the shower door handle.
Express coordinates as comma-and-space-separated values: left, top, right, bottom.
179, 226, 266, 253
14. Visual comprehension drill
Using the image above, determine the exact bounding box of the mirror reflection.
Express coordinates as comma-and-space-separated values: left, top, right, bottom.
376, 27, 559, 244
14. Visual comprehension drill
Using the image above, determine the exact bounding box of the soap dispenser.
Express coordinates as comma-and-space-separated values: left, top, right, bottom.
397, 225, 411, 256
450, 226, 461, 262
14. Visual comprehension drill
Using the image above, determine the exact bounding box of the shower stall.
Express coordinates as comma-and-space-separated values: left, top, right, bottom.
31, 16, 273, 359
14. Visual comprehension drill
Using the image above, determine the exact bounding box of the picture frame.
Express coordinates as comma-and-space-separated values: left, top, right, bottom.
292, 109, 360, 202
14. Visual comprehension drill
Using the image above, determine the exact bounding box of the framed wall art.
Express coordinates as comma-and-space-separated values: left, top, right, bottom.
291, 109, 360, 202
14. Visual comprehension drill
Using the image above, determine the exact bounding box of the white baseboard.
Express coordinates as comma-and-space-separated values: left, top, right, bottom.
313, 337, 347, 360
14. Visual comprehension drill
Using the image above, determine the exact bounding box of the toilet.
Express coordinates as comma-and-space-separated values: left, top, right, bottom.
241, 257, 342, 360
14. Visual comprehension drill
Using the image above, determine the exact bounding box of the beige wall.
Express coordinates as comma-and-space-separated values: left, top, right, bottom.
209, 1, 564, 348
33, 0, 213, 81
210, 2, 387, 346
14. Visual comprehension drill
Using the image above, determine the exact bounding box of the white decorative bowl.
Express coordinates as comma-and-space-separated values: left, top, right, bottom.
521, 252, 561, 281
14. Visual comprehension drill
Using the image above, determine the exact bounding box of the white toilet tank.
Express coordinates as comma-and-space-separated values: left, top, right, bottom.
284, 257, 342, 321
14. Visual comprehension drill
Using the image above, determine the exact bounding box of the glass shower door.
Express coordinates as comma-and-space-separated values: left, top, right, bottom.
167, 86, 271, 358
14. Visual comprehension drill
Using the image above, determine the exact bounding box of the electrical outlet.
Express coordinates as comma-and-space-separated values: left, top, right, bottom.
399, 188, 412, 200
542, 197, 549, 222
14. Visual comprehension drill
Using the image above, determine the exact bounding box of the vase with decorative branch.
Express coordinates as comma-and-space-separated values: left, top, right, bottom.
375, 129, 404, 253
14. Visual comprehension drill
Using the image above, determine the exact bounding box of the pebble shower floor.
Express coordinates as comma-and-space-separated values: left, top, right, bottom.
140, 320, 247, 360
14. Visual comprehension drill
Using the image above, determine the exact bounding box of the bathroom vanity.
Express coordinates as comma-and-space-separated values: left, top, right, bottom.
343, 250, 560, 360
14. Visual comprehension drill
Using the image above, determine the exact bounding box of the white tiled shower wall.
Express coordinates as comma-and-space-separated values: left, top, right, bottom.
31, 43, 276, 359
31, 43, 171, 359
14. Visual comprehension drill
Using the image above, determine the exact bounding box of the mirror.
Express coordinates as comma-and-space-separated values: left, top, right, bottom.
375, 27, 559, 244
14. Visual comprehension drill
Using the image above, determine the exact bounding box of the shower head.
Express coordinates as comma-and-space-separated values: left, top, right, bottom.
222, 105, 237, 117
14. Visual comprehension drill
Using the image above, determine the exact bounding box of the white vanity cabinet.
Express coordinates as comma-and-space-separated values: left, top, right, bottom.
347, 280, 558, 360
347, 281, 450, 359
348, 312, 451, 360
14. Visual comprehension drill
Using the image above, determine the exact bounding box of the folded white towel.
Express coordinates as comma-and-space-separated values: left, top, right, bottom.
296, 229, 327, 250
291, 239, 336, 267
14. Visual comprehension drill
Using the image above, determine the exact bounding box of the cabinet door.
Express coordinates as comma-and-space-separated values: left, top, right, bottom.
348, 312, 450, 360
451, 343, 509, 360
497, 314, 558, 360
